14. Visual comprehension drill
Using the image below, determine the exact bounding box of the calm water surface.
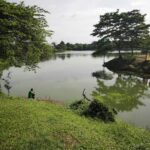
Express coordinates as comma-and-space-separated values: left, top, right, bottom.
1, 51, 150, 129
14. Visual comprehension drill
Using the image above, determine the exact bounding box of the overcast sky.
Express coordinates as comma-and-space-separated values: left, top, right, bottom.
9, 0, 150, 44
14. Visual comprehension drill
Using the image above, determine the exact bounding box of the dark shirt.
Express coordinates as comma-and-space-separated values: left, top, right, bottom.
28, 91, 35, 99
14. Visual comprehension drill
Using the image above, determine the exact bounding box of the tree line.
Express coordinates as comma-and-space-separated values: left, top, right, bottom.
52, 41, 97, 51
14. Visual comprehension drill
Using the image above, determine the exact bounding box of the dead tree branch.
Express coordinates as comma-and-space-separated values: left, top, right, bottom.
82, 89, 92, 101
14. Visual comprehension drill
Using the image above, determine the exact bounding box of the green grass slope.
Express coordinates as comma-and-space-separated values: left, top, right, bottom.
0, 97, 150, 150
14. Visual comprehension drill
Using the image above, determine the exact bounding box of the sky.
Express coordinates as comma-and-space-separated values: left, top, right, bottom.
8, 0, 150, 44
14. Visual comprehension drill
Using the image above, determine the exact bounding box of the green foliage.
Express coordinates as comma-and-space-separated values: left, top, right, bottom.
53, 41, 97, 51
70, 99, 89, 114
92, 38, 113, 56
0, 0, 53, 67
0, 97, 150, 149
70, 99, 116, 122
141, 36, 150, 51
140, 35, 150, 60
83, 100, 115, 122
54, 41, 67, 51
92, 9, 150, 56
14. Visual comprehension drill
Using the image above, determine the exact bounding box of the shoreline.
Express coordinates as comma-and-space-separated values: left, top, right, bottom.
1, 95, 150, 149
104, 57, 150, 78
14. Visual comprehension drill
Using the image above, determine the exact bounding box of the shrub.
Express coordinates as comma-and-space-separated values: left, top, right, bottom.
69, 100, 89, 115
83, 100, 115, 122
70, 99, 116, 122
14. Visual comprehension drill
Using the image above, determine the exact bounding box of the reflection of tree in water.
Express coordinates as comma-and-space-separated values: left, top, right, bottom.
51, 53, 71, 60
1, 72, 12, 96
92, 60, 113, 80
53, 52, 91, 60
92, 70, 113, 80
92, 75, 148, 112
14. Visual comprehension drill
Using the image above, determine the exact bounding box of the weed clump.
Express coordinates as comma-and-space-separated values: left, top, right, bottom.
70, 99, 116, 122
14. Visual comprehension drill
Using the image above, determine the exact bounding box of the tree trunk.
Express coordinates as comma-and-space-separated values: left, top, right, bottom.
118, 42, 122, 58
145, 50, 148, 61
131, 44, 134, 55
119, 49, 122, 58
131, 48, 134, 55
130, 41, 134, 56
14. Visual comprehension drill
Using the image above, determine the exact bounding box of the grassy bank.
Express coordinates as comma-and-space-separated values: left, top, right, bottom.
0, 96, 150, 150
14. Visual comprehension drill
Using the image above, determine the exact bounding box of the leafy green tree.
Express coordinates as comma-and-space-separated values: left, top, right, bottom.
66, 43, 74, 50
0, 0, 53, 67
92, 10, 150, 56
55, 41, 67, 51
140, 35, 150, 60
89, 41, 97, 50
92, 38, 113, 59
121, 10, 150, 55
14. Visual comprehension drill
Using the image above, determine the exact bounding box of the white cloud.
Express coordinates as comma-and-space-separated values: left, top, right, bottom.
7, 0, 150, 43
131, 0, 145, 6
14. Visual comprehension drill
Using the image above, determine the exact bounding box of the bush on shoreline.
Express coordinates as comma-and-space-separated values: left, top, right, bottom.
70, 99, 116, 122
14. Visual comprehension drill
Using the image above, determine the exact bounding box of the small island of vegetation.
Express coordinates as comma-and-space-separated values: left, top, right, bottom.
92, 9, 150, 77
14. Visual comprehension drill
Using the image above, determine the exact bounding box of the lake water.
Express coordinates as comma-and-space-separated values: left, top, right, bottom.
1, 51, 150, 129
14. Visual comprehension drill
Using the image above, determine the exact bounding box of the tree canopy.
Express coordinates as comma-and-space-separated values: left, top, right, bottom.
53, 41, 97, 52
92, 10, 150, 56
0, 0, 53, 67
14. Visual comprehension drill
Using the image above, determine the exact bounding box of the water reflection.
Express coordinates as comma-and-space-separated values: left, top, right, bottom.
52, 53, 71, 60
52, 51, 93, 60
92, 74, 148, 112
92, 69, 113, 80
1, 72, 12, 96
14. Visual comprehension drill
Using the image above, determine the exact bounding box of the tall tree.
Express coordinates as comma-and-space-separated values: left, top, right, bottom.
92, 10, 150, 56
0, 0, 53, 67
121, 10, 150, 55
92, 38, 113, 61
140, 35, 150, 60
55, 41, 67, 51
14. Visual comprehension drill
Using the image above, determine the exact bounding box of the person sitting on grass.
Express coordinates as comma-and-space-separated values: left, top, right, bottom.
28, 88, 35, 99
